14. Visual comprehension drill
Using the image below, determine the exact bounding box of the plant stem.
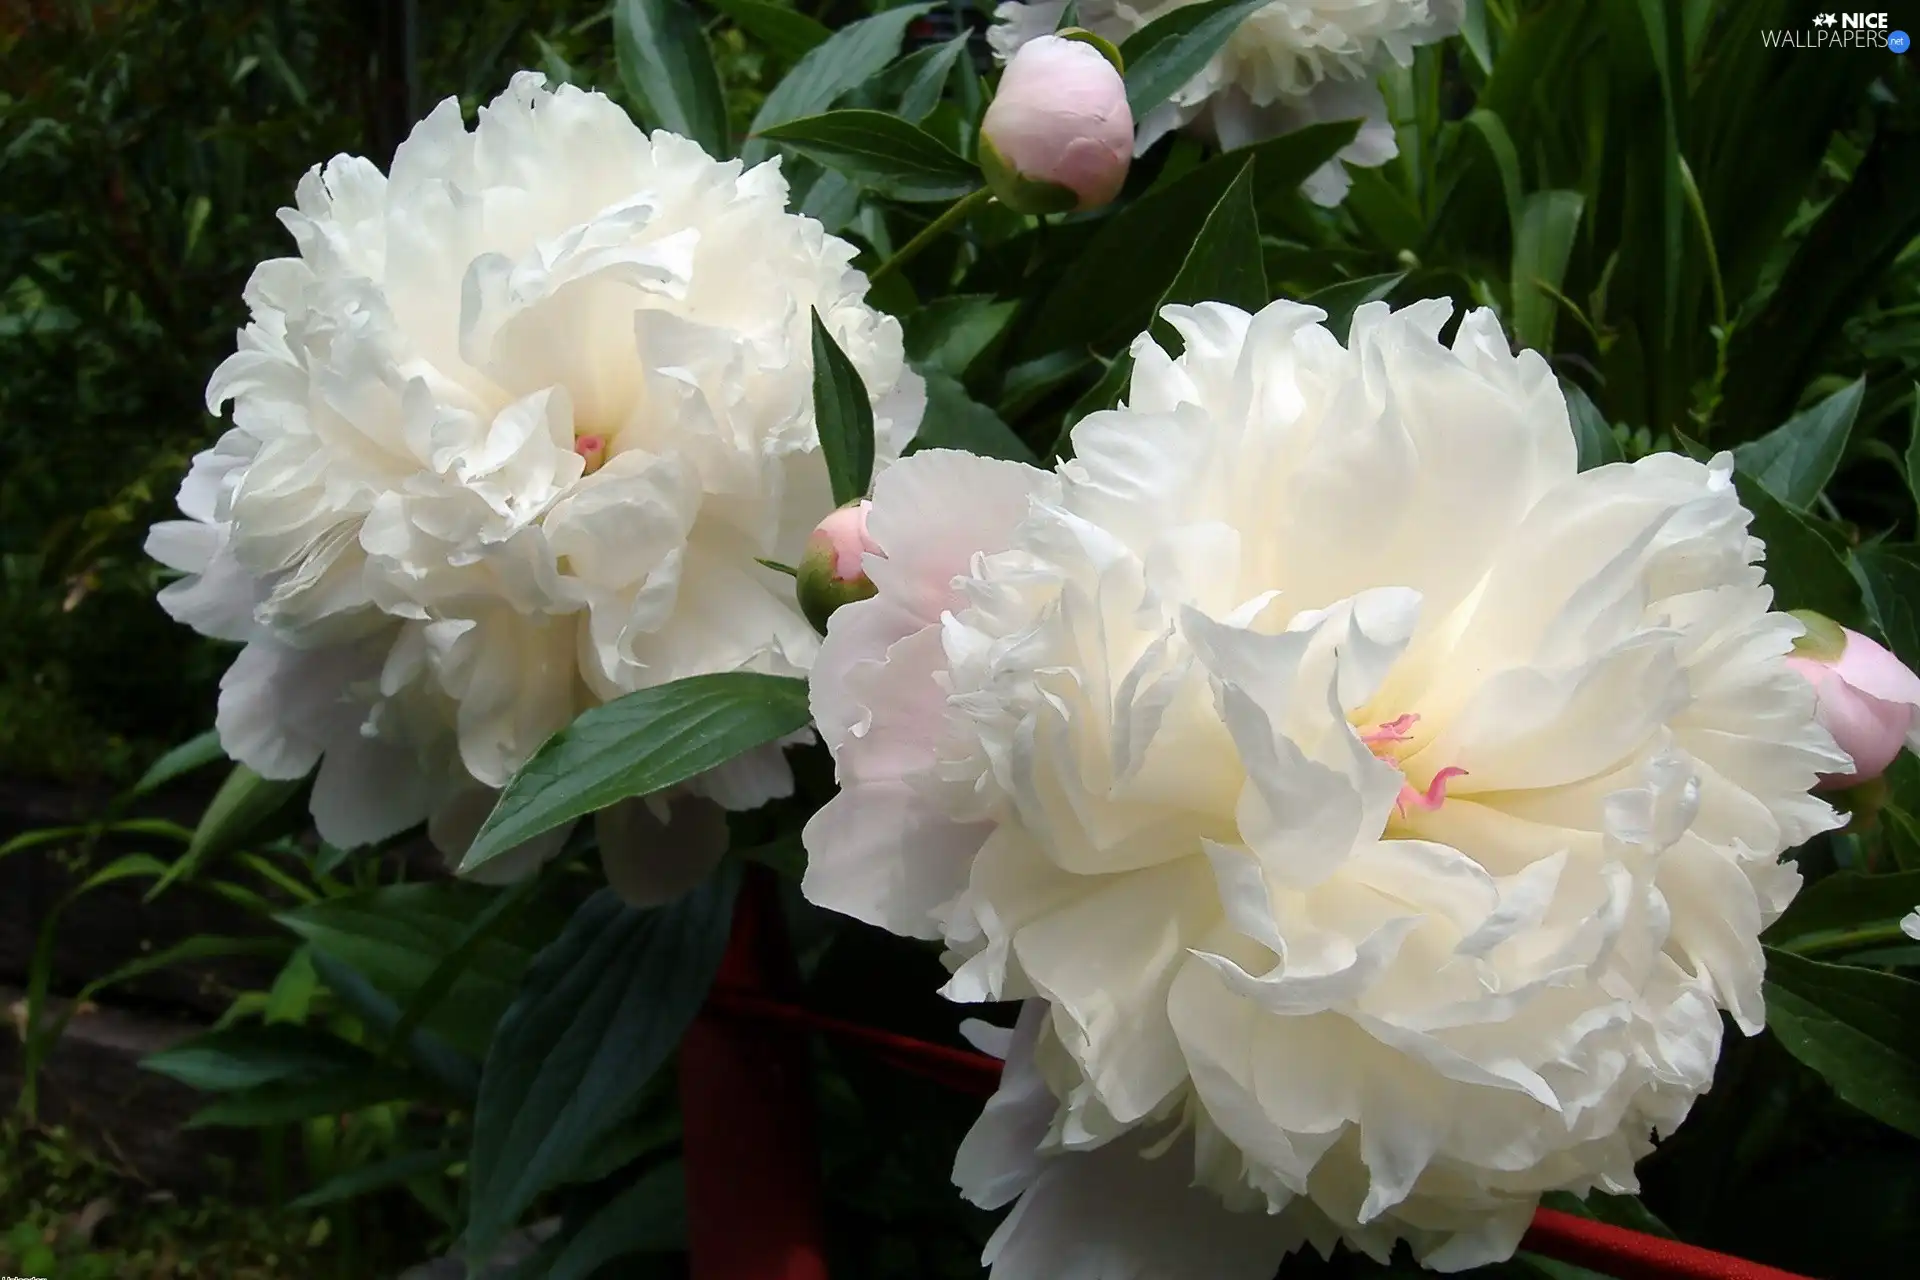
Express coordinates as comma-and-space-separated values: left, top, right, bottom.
868, 187, 995, 288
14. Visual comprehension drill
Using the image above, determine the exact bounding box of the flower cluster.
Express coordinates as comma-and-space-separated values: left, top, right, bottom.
803, 299, 1846, 1272
989, 0, 1465, 203
148, 73, 923, 885
146, 39, 1918, 1280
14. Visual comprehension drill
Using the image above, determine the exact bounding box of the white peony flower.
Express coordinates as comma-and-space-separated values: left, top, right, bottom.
1902, 908, 1920, 942
802, 300, 1844, 1274
989, 0, 1462, 204
147, 72, 923, 891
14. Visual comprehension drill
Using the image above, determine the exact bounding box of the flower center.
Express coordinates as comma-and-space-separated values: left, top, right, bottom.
574, 433, 608, 475
1357, 712, 1466, 816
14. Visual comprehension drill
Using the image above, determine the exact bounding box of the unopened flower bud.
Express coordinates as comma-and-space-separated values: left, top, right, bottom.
1785, 610, 1920, 789
797, 500, 881, 634
979, 32, 1133, 215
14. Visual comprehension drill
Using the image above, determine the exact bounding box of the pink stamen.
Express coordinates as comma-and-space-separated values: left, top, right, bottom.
1360, 713, 1420, 746
1396, 766, 1468, 816
574, 434, 607, 474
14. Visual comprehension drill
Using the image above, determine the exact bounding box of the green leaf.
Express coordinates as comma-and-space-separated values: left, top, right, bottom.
1465, 107, 1525, 240
759, 109, 977, 202
1766, 870, 1920, 959
1721, 111, 1920, 435
390, 874, 551, 1054
1856, 544, 1920, 675
904, 295, 1017, 379
75, 935, 289, 1008
1053, 353, 1134, 460
307, 950, 480, 1099
1024, 121, 1357, 357
1764, 946, 1920, 1140
899, 33, 969, 123
1511, 190, 1585, 353
126, 730, 224, 799
1734, 472, 1865, 630
1733, 378, 1865, 510
184, 1066, 431, 1128
291, 1148, 457, 1210
614, 0, 730, 158
1905, 389, 1920, 524
548, 1161, 686, 1279
1152, 162, 1267, 347
465, 875, 738, 1260
143, 1023, 376, 1092
1562, 381, 1624, 472
278, 881, 557, 1059
462, 672, 811, 875
811, 309, 878, 506
148, 763, 303, 900
908, 373, 1039, 463
706, 0, 830, 64
1459, 0, 1494, 73
1119, 0, 1270, 120
742, 4, 933, 166
1298, 272, 1405, 345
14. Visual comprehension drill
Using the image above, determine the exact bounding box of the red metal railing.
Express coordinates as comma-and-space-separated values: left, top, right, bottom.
681, 873, 1815, 1280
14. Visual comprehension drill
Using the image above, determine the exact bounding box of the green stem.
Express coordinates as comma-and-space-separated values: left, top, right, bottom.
1783, 921, 1916, 959
868, 187, 995, 287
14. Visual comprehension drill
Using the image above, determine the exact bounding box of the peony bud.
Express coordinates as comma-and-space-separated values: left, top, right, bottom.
1785, 610, 1920, 789
796, 500, 881, 634
978, 32, 1133, 215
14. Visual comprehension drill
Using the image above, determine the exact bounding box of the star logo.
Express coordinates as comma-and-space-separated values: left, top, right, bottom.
1813, 12, 1837, 25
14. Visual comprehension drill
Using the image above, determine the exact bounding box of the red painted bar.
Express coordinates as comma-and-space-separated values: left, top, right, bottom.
695, 986, 1818, 1280
680, 870, 828, 1280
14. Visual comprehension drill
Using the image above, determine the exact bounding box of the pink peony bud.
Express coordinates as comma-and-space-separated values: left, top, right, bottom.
1785, 611, 1920, 789
796, 500, 882, 634
979, 33, 1133, 215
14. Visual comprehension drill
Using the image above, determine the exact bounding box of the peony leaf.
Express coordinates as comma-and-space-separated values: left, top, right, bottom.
1764, 947, 1920, 1140
1022, 121, 1357, 358
277, 880, 561, 1059
1152, 161, 1267, 350
1732, 472, 1867, 631
811, 310, 878, 505
183, 1067, 434, 1129
1298, 272, 1405, 345
1511, 189, 1585, 353
904, 294, 1018, 379
126, 729, 224, 798
1560, 380, 1624, 472
1905, 388, 1920, 523
1119, 0, 1272, 120
705, 0, 830, 65
465, 875, 736, 1261
146, 762, 305, 900
1856, 543, 1920, 674
290, 1148, 458, 1211
307, 950, 480, 1101
897, 33, 971, 124
462, 672, 813, 875
907, 373, 1037, 464
1733, 377, 1865, 510
613, 0, 730, 158
1767, 870, 1920, 959
544, 1160, 686, 1279
143, 1023, 379, 1093
758, 109, 979, 202
742, 3, 934, 166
